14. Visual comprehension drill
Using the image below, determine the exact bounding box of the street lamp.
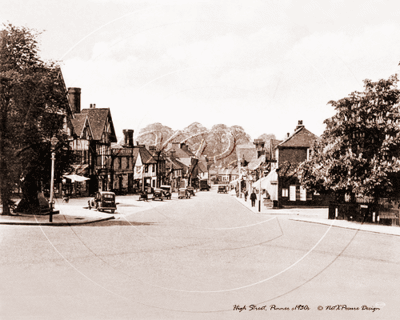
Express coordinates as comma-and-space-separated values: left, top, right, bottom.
49, 136, 58, 222
258, 166, 263, 212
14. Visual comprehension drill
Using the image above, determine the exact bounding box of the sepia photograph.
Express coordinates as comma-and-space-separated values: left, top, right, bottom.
1, 0, 399, 319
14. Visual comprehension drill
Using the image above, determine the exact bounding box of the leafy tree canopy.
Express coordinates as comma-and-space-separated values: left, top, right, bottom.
0, 24, 72, 214
299, 75, 400, 201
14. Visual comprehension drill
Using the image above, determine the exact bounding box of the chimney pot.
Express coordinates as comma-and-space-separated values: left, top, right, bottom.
90, 103, 96, 109
295, 120, 304, 131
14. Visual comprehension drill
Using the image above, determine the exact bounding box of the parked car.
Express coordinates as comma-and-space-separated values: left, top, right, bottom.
90, 191, 117, 213
199, 179, 210, 191
152, 188, 166, 201
160, 185, 172, 199
187, 186, 195, 197
178, 188, 191, 199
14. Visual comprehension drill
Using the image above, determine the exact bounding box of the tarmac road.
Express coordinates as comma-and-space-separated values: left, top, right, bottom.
0, 190, 399, 319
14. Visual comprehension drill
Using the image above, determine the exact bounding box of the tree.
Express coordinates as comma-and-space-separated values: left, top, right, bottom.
299, 75, 400, 202
0, 24, 72, 214
136, 122, 174, 148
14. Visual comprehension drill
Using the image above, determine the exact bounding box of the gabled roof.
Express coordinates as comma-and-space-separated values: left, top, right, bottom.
167, 157, 184, 170
248, 155, 265, 171
81, 108, 117, 142
70, 113, 91, 138
197, 161, 207, 173
165, 143, 194, 158
132, 146, 157, 165
278, 126, 318, 148
177, 158, 191, 167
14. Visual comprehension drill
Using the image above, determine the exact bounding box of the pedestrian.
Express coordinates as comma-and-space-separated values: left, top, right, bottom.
250, 190, 257, 207
244, 190, 248, 201
88, 200, 91, 210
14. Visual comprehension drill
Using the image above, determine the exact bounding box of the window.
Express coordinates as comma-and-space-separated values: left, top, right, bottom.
282, 188, 288, 197
289, 185, 296, 201
145, 165, 148, 173
300, 186, 307, 201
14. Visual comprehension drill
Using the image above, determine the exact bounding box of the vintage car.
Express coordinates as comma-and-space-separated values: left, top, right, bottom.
178, 188, 191, 199
217, 185, 228, 194
159, 185, 172, 200
199, 179, 210, 191
152, 188, 166, 201
186, 186, 195, 197
90, 191, 117, 213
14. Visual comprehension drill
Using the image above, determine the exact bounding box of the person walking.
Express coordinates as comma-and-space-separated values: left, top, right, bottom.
244, 190, 248, 201
250, 190, 257, 207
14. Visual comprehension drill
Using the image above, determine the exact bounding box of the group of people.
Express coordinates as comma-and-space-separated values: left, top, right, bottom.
243, 189, 258, 207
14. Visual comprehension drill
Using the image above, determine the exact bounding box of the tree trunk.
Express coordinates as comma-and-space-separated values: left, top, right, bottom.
0, 91, 10, 215
15, 173, 40, 214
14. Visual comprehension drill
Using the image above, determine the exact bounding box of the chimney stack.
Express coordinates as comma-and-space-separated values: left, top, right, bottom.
295, 120, 304, 131
253, 138, 265, 149
90, 103, 96, 109
123, 129, 134, 148
68, 87, 81, 114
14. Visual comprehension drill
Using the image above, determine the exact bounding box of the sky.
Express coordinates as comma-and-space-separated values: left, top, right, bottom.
2, 0, 400, 141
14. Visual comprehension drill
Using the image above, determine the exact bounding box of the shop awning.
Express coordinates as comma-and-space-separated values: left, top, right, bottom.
252, 177, 269, 189
63, 174, 90, 182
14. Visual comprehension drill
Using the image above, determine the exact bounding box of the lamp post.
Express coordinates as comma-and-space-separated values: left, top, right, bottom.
258, 166, 262, 212
49, 136, 58, 222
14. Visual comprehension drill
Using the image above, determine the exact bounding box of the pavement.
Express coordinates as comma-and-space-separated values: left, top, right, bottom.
232, 190, 400, 237
0, 194, 169, 226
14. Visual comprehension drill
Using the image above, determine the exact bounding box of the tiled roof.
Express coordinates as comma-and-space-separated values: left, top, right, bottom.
70, 114, 89, 138
133, 146, 157, 164
165, 143, 194, 158
167, 157, 185, 170
197, 161, 207, 173
81, 108, 117, 142
177, 158, 191, 167
247, 155, 265, 171
278, 126, 318, 148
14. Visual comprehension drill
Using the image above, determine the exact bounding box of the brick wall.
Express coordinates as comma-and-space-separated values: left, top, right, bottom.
278, 147, 307, 167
